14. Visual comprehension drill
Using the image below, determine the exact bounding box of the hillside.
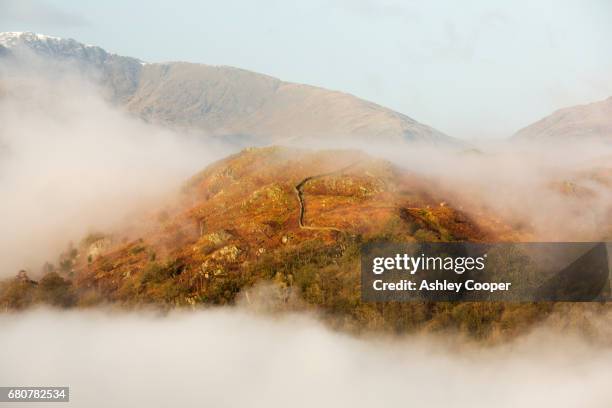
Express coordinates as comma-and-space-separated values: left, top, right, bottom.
514, 96, 612, 142
1, 147, 571, 340
73, 147, 516, 304
0, 32, 459, 147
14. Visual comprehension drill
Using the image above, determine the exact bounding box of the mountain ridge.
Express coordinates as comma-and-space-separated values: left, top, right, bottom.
513, 96, 612, 141
0, 31, 460, 147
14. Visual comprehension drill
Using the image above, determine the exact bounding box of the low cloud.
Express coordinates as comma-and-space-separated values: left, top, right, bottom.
0, 63, 231, 276
299, 134, 612, 242
0, 308, 611, 408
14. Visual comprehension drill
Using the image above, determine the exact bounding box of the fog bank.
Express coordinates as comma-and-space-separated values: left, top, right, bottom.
309, 137, 612, 241
0, 66, 230, 276
0, 308, 611, 408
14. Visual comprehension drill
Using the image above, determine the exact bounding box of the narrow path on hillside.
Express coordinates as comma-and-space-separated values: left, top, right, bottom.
294, 162, 359, 232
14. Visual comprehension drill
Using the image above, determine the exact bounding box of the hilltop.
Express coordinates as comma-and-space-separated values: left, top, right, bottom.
514, 96, 612, 142
75, 147, 514, 303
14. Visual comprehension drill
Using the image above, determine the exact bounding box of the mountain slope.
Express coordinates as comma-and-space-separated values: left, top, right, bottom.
0, 32, 459, 146
514, 97, 612, 141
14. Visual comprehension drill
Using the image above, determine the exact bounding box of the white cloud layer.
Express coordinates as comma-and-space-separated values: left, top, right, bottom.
0, 308, 611, 408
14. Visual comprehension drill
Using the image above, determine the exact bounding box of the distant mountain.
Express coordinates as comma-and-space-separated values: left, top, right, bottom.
0, 32, 460, 147
513, 97, 612, 142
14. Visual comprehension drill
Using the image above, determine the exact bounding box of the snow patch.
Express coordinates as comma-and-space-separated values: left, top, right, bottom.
0, 31, 147, 64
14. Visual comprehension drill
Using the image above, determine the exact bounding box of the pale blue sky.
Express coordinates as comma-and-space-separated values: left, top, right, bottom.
1, 0, 611, 139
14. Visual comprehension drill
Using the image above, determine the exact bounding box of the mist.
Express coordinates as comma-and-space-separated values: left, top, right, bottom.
0, 308, 610, 408
303, 134, 612, 242
393, 140, 612, 241
0, 61, 232, 277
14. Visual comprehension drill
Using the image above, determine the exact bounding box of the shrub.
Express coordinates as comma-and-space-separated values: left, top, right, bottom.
0, 279, 36, 310
35, 272, 76, 308
141, 259, 184, 285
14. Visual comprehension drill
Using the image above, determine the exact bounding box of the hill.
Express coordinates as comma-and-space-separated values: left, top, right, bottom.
74, 147, 514, 302
514, 96, 612, 142
1, 147, 563, 340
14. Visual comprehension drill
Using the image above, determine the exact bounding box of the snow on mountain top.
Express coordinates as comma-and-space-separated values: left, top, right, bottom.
1, 32, 61, 39
0, 32, 81, 47
0, 32, 146, 64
